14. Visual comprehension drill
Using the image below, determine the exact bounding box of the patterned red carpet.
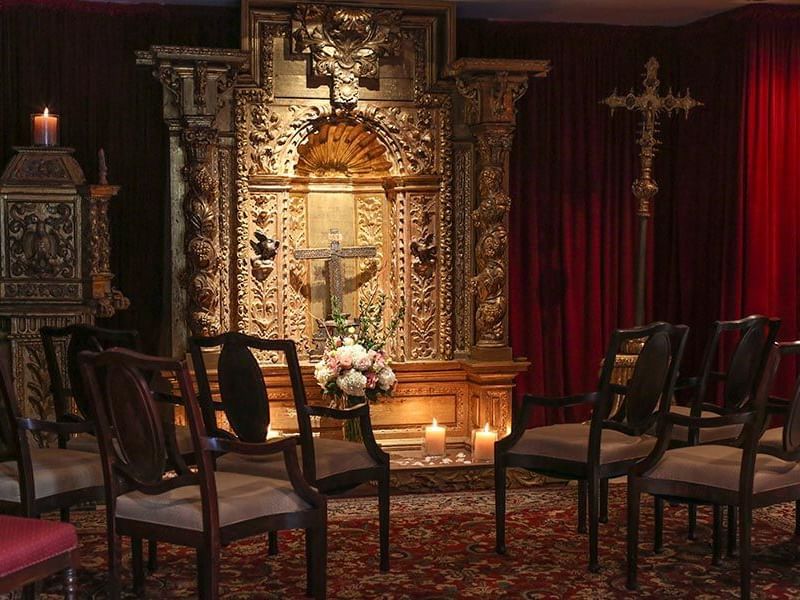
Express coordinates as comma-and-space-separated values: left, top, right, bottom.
19, 484, 800, 599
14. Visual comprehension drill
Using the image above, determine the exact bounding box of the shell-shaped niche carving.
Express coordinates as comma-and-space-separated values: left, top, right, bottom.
296, 120, 392, 177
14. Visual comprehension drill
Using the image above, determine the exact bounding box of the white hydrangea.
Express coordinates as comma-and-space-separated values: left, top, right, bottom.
337, 369, 368, 397
376, 367, 397, 391
353, 346, 372, 371
314, 363, 336, 386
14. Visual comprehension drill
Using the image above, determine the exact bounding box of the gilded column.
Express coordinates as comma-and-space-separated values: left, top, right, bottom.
136, 47, 247, 344
449, 59, 550, 362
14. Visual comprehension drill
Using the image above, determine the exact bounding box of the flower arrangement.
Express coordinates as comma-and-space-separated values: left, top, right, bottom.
314, 292, 403, 441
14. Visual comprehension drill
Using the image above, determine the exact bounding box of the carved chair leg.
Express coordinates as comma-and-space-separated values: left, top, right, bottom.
588, 472, 600, 572
60, 508, 70, 523
687, 503, 697, 540
600, 479, 609, 524
107, 520, 121, 600
147, 539, 158, 571
577, 480, 588, 534
268, 531, 279, 556
64, 566, 78, 600
378, 471, 390, 572
305, 529, 313, 598
495, 460, 507, 554
132, 537, 145, 594
739, 504, 752, 600
197, 548, 219, 600
727, 506, 738, 557
626, 482, 641, 590
308, 526, 327, 600
712, 505, 723, 566
653, 496, 664, 553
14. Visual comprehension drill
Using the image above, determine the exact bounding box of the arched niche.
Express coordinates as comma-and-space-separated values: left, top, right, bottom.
291, 118, 394, 324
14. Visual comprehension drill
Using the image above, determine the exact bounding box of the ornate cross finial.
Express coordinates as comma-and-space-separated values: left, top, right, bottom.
602, 57, 702, 325
292, 4, 402, 108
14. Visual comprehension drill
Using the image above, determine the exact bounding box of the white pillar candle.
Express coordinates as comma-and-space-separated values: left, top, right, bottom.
32, 107, 59, 146
423, 418, 446, 456
472, 423, 497, 462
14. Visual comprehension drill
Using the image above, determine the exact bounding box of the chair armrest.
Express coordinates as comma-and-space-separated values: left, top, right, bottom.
304, 403, 369, 420
202, 435, 325, 507
16, 418, 94, 435
201, 435, 299, 457
521, 392, 599, 409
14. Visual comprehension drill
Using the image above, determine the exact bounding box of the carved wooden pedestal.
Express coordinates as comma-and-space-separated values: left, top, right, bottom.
0, 147, 127, 425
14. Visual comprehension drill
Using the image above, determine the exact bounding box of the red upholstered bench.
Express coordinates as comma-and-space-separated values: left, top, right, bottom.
0, 515, 79, 598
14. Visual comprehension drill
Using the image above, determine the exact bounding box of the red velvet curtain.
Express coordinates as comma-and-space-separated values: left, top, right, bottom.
733, 8, 800, 393
0, 0, 238, 352
460, 7, 799, 422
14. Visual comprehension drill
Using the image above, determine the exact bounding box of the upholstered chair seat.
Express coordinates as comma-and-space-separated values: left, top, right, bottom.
116, 471, 310, 531
646, 445, 800, 493
509, 423, 658, 464
0, 515, 78, 578
758, 427, 783, 453
669, 405, 744, 443
0, 448, 104, 502
217, 437, 379, 480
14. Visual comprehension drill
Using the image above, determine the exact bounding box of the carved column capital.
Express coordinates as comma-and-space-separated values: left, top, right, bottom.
449, 58, 549, 361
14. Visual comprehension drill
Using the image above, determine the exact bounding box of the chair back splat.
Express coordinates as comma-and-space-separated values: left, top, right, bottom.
41, 324, 140, 424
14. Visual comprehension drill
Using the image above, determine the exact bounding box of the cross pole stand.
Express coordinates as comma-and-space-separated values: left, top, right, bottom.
602, 57, 702, 325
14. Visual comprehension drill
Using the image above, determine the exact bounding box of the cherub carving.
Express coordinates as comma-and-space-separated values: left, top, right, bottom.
251, 231, 280, 281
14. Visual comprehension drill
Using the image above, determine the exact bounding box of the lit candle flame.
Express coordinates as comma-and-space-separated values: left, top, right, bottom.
483, 423, 490, 433
43, 107, 49, 116
432, 417, 438, 427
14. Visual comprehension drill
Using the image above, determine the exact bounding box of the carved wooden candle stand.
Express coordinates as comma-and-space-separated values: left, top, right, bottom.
0, 146, 128, 425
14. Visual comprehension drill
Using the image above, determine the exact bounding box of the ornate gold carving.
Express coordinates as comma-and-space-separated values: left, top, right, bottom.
437, 98, 454, 359
470, 165, 510, 345
265, 104, 433, 177
258, 21, 288, 99
453, 145, 474, 355
217, 147, 232, 332
297, 121, 391, 176
283, 195, 309, 356
602, 57, 701, 325
248, 104, 281, 175
409, 194, 436, 359
7, 202, 76, 279
85, 185, 129, 318
250, 192, 279, 343
356, 195, 383, 309
292, 4, 402, 107
181, 124, 221, 337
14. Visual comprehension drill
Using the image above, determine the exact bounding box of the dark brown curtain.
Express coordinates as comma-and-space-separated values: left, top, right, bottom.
0, 0, 239, 352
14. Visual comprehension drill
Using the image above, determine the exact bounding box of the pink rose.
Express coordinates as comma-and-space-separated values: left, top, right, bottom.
339, 355, 353, 369
366, 372, 378, 389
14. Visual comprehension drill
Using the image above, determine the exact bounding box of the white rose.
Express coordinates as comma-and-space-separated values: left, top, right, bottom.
343, 336, 355, 346
337, 369, 368, 397
377, 367, 397, 391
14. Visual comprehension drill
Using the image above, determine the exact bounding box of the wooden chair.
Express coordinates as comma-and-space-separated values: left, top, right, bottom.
627, 341, 800, 600
40, 324, 193, 457
0, 353, 103, 599
0, 514, 79, 599
78, 347, 327, 600
495, 322, 689, 572
190, 332, 391, 572
663, 315, 779, 547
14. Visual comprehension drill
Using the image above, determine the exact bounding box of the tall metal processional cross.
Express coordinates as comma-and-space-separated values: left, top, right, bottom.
294, 228, 377, 317
602, 57, 702, 325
